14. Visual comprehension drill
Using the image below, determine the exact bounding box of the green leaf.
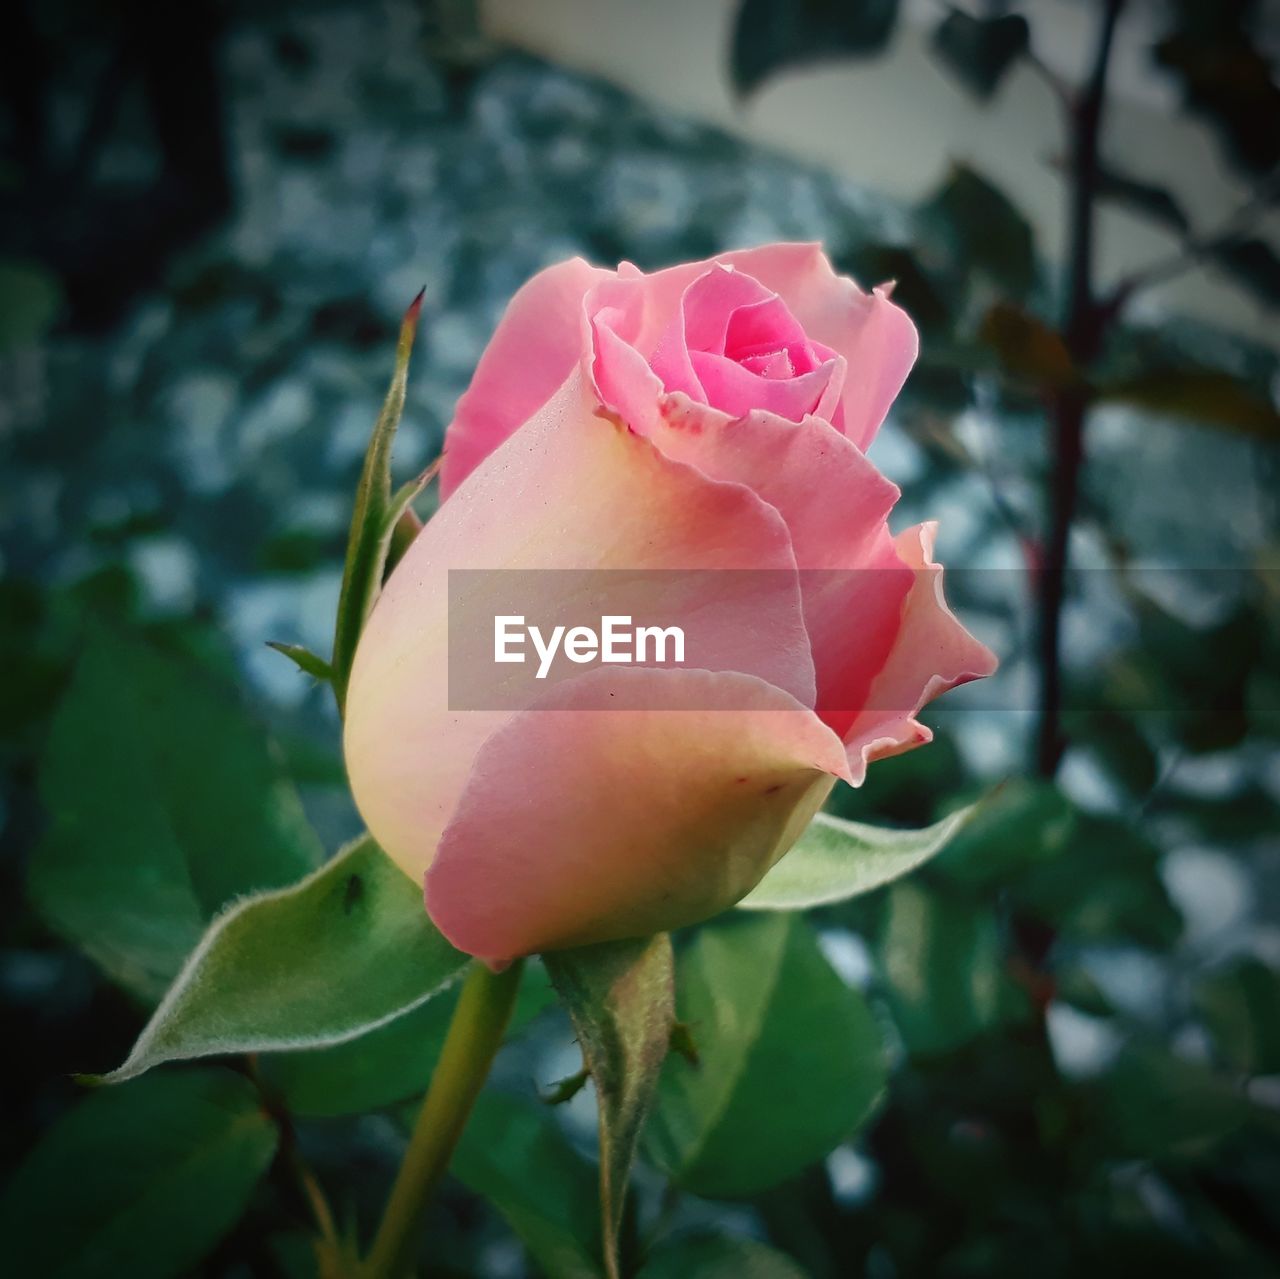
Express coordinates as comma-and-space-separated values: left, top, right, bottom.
737, 801, 980, 911
266, 641, 334, 682
264, 959, 555, 1117
1098, 368, 1280, 440
931, 9, 1029, 101
1099, 1043, 1259, 1160
0, 1069, 277, 1279
1206, 237, 1280, 310
730, 0, 899, 96
641, 1235, 812, 1278
94, 835, 468, 1083
920, 165, 1036, 298
544, 934, 675, 1279
876, 881, 1026, 1056
0, 257, 62, 349
1012, 815, 1182, 949
29, 628, 323, 1004
646, 914, 886, 1199
330, 290, 423, 706
1093, 164, 1191, 234
451, 1092, 603, 1279
1195, 958, 1280, 1076
932, 781, 1074, 886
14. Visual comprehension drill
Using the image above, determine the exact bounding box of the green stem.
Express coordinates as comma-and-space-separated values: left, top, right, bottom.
362, 960, 524, 1279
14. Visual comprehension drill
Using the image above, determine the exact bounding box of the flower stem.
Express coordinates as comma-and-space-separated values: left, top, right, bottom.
362, 959, 524, 1279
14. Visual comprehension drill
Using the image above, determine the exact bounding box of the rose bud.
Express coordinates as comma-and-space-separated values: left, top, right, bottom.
344, 244, 996, 967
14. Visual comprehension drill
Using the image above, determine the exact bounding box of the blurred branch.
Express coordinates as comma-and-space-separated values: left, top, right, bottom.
1033, 0, 1127, 778
1105, 169, 1280, 311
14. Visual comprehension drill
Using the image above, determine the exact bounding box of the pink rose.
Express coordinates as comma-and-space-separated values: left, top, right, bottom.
344, 243, 996, 965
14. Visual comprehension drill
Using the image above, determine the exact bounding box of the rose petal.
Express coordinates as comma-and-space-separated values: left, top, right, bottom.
426, 667, 851, 964
648, 399, 914, 736
716, 244, 919, 450
841, 522, 998, 781
441, 257, 609, 499
345, 374, 816, 886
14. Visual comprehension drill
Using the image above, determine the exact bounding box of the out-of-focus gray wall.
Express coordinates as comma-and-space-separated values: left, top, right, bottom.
484, 0, 1278, 345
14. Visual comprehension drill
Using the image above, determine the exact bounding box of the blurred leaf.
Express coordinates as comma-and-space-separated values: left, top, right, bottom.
641, 1235, 812, 1278
646, 913, 885, 1198
0, 1070, 277, 1279
1154, 28, 1280, 176
545, 935, 675, 1279
920, 165, 1036, 298
264, 961, 555, 1117
730, 0, 899, 95
1098, 368, 1280, 439
1013, 815, 1182, 949
94, 835, 468, 1083
451, 1092, 603, 1279
1099, 1043, 1258, 1160
877, 882, 1026, 1056
933, 780, 1075, 886
0, 258, 62, 349
931, 9, 1029, 100
29, 629, 323, 1004
841, 243, 955, 334
1094, 164, 1191, 234
738, 801, 981, 910
330, 291, 422, 707
1195, 959, 1280, 1076
1070, 709, 1161, 797
979, 303, 1076, 389
1206, 237, 1280, 310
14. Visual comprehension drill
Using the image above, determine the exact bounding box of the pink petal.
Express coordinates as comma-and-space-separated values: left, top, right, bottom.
648, 400, 914, 738
841, 522, 998, 782
426, 667, 851, 964
344, 373, 816, 886
716, 244, 919, 450
441, 257, 610, 499
689, 348, 837, 421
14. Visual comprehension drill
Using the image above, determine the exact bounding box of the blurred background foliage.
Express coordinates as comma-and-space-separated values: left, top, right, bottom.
2, 0, 1279, 1276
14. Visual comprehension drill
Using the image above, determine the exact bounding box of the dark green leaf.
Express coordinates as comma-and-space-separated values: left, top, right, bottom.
730, 0, 899, 96
1099, 1043, 1259, 1160
920, 165, 1036, 298
738, 801, 981, 910
29, 629, 323, 1004
1195, 959, 1280, 1076
1013, 815, 1182, 949
1094, 164, 1191, 234
641, 1235, 812, 1278
933, 781, 1074, 886
94, 835, 468, 1083
0, 1070, 277, 1279
452, 1092, 603, 1279
646, 914, 885, 1198
931, 9, 1029, 100
876, 882, 1027, 1056
544, 935, 675, 1279
1207, 237, 1280, 310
